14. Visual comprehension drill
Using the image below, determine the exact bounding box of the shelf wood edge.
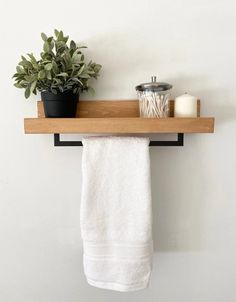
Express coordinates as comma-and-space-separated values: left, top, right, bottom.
24, 117, 214, 134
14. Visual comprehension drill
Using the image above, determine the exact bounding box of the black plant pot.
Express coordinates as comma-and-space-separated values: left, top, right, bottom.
41, 91, 79, 118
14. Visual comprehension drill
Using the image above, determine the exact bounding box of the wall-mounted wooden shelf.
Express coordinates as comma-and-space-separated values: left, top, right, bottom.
24, 100, 214, 134
24, 116, 214, 134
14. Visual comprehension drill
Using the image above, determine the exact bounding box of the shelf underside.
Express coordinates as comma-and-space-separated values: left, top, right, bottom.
24, 100, 214, 134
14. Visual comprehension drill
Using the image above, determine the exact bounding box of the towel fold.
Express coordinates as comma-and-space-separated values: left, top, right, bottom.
81, 137, 153, 291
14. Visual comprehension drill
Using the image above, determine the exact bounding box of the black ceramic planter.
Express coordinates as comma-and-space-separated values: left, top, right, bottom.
41, 91, 79, 118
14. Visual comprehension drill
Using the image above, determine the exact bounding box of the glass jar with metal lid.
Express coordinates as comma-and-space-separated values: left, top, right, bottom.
136, 76, 172, 118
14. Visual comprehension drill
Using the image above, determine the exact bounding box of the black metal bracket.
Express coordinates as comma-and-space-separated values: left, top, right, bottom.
54, 133, 184, 147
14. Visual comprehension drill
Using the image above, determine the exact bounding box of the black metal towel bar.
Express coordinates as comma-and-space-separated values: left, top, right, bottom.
54, 133, 184, 147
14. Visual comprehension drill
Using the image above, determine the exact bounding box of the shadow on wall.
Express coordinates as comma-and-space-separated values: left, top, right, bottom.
168, 76, 236, 124
151, 96, 235, 252
76, 30, 181, 99
150, 139, 209, 252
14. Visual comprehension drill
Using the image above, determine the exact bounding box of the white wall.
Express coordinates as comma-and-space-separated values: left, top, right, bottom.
0, 0, 235, 301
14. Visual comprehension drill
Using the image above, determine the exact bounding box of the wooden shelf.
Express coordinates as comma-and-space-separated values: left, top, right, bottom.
24, 117, 214, 134
24, 100, 215, 134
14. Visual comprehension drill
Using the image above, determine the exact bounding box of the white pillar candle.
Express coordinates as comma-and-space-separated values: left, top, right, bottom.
174, 93, 198, 117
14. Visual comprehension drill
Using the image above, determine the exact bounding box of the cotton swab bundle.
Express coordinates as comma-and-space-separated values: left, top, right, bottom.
137, 91, 170, 118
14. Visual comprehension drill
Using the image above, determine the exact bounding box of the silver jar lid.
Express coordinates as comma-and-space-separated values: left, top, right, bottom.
135, 76, 172, 92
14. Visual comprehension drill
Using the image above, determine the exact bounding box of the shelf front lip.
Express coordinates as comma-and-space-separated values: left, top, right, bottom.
24, 117, 215, 134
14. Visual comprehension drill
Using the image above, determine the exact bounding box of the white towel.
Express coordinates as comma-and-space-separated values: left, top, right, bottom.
80, 136, 153, 291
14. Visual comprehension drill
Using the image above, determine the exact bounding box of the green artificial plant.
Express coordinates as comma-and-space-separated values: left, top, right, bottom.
13, 29, 102, 98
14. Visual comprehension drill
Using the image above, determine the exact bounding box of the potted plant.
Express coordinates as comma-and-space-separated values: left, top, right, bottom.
13, 29, 102, 117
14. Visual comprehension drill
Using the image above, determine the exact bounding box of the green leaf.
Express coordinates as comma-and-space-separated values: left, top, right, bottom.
45, 63, 53, 70
58, 85, 64, 92
16, 66, 24, 74
72, 53, 82, 64
51, 88, 58, 94
47, 36, 53, 43
43, 42, 50, 52
25, 87, 30, 98
61, 61, 66, 72
27, 53, 38, 68
54, 29, 59, 37
76, 64, 85, 75
25, 75, 37, 82
19, 60, 32, 68
53, 78, 62, 85
38, 70, 46, 79
30, 81, 37, 92
79, 73, 90, 79
27, 53, 36, 61
41, 32, 47, 41
14, 83, 22, 88
46, 71, 52, 80
70, 40, 76, 49
64, 36, 69, 43
57, 72, 68, 77
88, 86, 95, 96
55, 40, 66, 53
49, 40, 54, 50
95, 64, 102, 72
70, 78, 83, 85
58, 31, 64, 41
63, 52, 72, 68
52, 61, 59, 73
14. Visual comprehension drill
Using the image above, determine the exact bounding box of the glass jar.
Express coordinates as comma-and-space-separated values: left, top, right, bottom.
136, 76, 172, 118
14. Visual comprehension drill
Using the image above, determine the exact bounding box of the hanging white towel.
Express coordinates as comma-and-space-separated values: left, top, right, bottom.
81, 136, 153, 291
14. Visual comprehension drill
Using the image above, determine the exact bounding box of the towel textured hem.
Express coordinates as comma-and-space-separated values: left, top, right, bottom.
86, 277, 150, 292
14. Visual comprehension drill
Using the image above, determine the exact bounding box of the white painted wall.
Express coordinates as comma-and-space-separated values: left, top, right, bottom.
0, 0, 235, 301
